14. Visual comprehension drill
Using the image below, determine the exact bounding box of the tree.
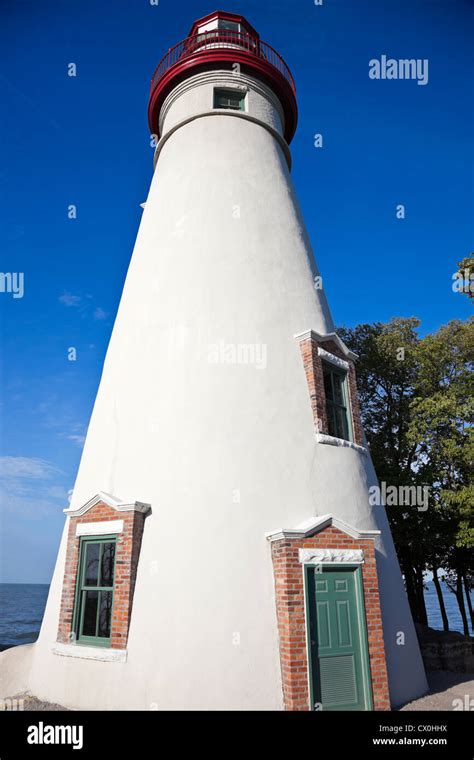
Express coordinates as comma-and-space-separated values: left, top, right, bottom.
339, 317, 474, 632
454, 254, 474, 302
408, 319, 474, 634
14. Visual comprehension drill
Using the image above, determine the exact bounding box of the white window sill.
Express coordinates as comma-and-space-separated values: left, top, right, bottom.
52, 642, 127, 663
315, 433, 367, 455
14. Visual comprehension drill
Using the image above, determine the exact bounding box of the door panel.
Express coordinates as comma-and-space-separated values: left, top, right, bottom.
319, 654, 357, 706
316, 601, 331, 648
307, 566, 371, 711
336, 600, 352, 647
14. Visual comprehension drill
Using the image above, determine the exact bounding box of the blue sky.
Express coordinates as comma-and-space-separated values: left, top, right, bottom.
1, 0, 472, 583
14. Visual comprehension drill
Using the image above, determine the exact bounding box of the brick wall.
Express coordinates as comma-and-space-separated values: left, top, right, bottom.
298, 335, 364, 446
57, 502, 147, 648
270, 525, 390, 711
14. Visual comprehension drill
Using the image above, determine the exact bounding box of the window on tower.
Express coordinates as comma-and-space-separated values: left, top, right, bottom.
73, 536, 117, 646
213, 88, 246, 111
297, 333, 364, 448
218, 19, 241, 32
322, 362, 352, 441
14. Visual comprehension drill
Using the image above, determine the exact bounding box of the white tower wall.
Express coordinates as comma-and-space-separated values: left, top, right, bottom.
0, 69, 427, 710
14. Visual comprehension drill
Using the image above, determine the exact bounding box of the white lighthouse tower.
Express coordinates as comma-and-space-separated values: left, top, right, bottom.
0, 11, 427, 710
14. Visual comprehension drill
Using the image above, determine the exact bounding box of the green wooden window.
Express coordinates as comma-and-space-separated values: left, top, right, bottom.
73, 536, 117, 646
322, 362, 352, 441
213, 88, 246, 111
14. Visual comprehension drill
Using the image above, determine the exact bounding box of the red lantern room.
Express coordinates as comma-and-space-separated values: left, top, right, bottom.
148, 10, 298, 143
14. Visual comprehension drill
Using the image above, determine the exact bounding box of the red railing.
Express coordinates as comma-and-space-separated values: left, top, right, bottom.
150, 30, 295, 95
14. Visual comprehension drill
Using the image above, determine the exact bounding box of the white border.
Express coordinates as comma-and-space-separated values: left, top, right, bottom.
64, 491, 151, 517
317, 346, 349, 371
266, 513, 380, 542
315, 433, 368, 455
51, 643, 127, 663
293, 329, 358, 361
76, 520, 124, 537
299, 548, 364, 564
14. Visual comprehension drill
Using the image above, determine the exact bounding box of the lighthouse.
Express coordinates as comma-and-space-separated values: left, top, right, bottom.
0, 11, 427, 710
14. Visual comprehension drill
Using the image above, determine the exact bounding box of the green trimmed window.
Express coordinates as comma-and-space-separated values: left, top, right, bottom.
73, 536, 117, 646
322, 362, 352, 441
213, 88, 246, 111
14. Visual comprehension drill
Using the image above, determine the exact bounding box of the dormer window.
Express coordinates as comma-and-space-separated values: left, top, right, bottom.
57, 493, 151, 653
322, 362, 352, 441
296, 331, 365, 449
214, 88, 246, 111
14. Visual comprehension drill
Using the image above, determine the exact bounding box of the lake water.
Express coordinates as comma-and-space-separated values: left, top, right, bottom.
424, 580, 472, 635
0, 580, 471, 651
0, 584, 50, 651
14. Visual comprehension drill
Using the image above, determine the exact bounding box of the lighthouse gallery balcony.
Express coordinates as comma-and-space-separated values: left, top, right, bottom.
148, 12, 298, 143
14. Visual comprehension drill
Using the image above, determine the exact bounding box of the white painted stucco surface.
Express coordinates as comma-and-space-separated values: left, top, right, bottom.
0, 70, 427, 710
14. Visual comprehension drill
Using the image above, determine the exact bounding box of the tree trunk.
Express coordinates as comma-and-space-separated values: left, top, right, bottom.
403, 560, 420, 622
415, 564, 428, 625
462, 575, 474, 633
432, 566, 449, 632
456, 572, 470, 636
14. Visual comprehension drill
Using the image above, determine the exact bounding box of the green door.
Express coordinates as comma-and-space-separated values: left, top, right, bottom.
306, 565, 372, 711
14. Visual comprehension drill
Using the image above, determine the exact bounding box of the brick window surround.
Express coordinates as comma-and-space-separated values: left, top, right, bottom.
267, 516, 391, 711
296, 330, 364, 447
57, 492, 150, 650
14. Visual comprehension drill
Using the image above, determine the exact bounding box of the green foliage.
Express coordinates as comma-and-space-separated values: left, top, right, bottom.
339, 316, 473, 624
455, 254, 474, 302
409, 319, 474, 549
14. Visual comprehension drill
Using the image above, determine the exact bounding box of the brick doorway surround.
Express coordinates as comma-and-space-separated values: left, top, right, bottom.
266, 515, 391, 711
